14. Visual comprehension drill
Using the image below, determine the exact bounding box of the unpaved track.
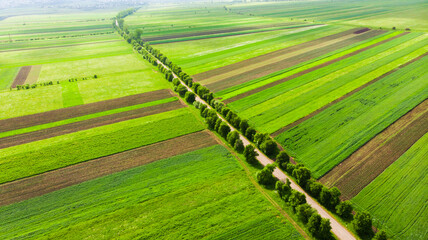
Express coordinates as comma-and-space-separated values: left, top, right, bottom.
0, 89, 172, 132
11, 66, 32, 88
225, 32, 408, 104
0, 100, 184, 149
272, 50, 428, 137
320, 99, 428, 199
0, 131, 216, 206
155, 57, 356, 240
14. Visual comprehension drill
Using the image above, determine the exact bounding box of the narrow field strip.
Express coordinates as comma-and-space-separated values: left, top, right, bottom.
24, 65, 41, 84
272, 51, 428, 136
0, 67, 19, 89
0, 89, 172, 130
351, 133, 428, 240
320, 99, 428, 200
0, 100, 184, 149
61, 82, 83, 108
0, 108, 204, 184
224, 32, 407, 104
0, 131, 216, 206
10, 65, 31, 88
193, 27, 363, 81
204, 30, 381, 91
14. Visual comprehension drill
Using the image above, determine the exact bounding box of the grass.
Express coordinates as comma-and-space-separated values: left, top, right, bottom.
0, 67, 19, 89
61, 81, 83, 107
275, 54, 428, 178
0, 107, 204, 184
0, 145, 304, 240
352, 133, 428, 240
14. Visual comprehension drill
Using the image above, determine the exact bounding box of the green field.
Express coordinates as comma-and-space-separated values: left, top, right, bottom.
0, 145, 304, 240
0, 107, 204, 184
352, 133, 428, 240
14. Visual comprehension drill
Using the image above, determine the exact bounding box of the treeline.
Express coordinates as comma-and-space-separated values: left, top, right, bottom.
113, 10, 387, 240
2, 31, 114, 44
14, 75, 98, 91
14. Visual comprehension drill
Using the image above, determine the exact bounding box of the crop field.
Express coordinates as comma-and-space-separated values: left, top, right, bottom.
0, 145, 304, 239
352, 133, 428, 240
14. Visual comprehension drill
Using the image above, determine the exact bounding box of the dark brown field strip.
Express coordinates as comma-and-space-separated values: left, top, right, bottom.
0, 40, 121, 53
0, 130, 217, 206
0, 89, 173, 133
207, 30, 385, 92
320, 100, 428, 200
143, 22, 299, 42
0, 100, 184, 149
193, 27, 365, 81
272, 51, 428, 137
11, 66, 32, 88
225, 32, 409, 104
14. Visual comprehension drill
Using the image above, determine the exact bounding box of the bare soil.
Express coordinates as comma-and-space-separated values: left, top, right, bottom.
0, 131, 217, 206
206, 30, 385, 92
0, 89, 173, 133
225, 32, 408, 104
0, 100, 184, 149
320, 99, 428, 200
11, 66, 32, 88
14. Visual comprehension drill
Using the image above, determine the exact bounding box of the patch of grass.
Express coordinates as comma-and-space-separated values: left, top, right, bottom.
352, 133, 428, 240
0, 67, 19, 89
0, 145, 304, 240
61, 81, 83, 107
0, 108, 204, 184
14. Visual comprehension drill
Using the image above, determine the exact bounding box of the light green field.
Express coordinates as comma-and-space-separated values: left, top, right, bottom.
352, 133, 428, 240
0, 67, 19, 89
0, 107, 204, 184
276, 54, 428, 178
0, 145, 304, 240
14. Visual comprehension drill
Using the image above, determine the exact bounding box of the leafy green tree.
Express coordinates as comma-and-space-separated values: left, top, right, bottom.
239, 119, 249, 134
243, 145, 258, 164
227, 131, 240, 146
306, 179, 323, 199
319, 218, 332, 240
184, 91, 195, 104
134, 28, 143, 40
285, 163, 296, 175
320, 187, 340, 210
206, 116, 218, 130
175, 84, 187, 97
352, 211, 374, 238
218, 122, 231, 138
292, 166, 312, 188
253, 132, 269, 147
307, 213, 322, 237
373, 230, 387, 240
199, 104, 207, 117
172, 78, 180, 86
289, 190, 306, 211
234, 139, 244, 153
214, 118, 223, 132
260, 139, 279, 157
276, 151, 290, 169
275, 179, 292, 201
245, 127, 256, 142
296, 203, 315, 224
256, 164, 276, 185
336, 201, 353, 219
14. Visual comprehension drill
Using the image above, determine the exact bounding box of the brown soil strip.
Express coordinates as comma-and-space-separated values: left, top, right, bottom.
24, 65, 42, 84
0, 100, 184, 149
193, 27, 365, 81
0, 40, 121, 53
207, 30, 385, 92
143, 22, 299, 42
225, 32, 408, 104
0, 131, 217, 206
320, 99, 428, 200
272, 49, 425, 137
0, 89, 173, 132
11, 66, 32, 88
353, 28, 370, 34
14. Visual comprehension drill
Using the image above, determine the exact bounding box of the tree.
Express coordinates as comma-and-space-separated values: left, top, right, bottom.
134, 28, 143, 40
214, 118, 223, 132
243, 145, 258, 164
320, 187, 341, 210
227, 131, 240, 146
276, 151, 290, 169
184, 91, 195, 104
260, 139, 279, 157
239, 119, 249, 134
289, 190, 306, 211
307, 179, 323, 199
175, 84, 187, 97
336, 201, 353, 219
172, 78, 180, 86
234, 139, 244, 153
352, 211, 374, 238
276, 179, 292, 201
256, 164, 276, 185
199, 104, 207, 117
373, 230, 387, 240
292, 166, 311, 188
285, 162, 296, 175
245, 127, 256, 142
206, 116, 218, 130
296, 203, 315, 224
319, 218, 332, 240
253, 132, 269, 147
307, 213, 322, 237
218, 122, 231, 138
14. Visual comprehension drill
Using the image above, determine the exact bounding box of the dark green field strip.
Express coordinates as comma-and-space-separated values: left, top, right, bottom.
0, 131, 216, 206
149, 24, 318, 45
0, 100, 184, 150
143, 22, 300, 42
0, 108, 205, 184
0, 89, 172, 132
206, 29, 385, 92
224, 32, 408, 104
0, 39, 121, 53
272, 51, 428, 137
194, 27, 363, 81
0, 24, 112, 36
